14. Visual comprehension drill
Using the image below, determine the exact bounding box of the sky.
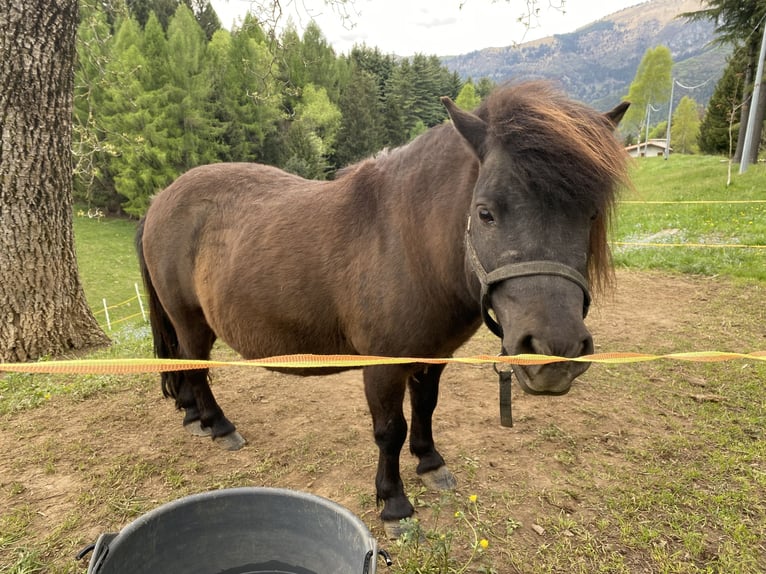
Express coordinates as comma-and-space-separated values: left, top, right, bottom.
209, 0, 645, 57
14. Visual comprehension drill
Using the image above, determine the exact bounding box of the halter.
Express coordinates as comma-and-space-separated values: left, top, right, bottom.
464, 217, 591, 338
465, 217, 592, 428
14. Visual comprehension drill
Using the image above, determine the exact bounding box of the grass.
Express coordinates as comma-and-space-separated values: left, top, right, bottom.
613, 155, 766, 279
72, 208, 142, 331
1, 156, 765, 573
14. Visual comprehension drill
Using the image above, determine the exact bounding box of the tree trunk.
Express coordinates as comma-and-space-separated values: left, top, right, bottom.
0, 0, 109, 362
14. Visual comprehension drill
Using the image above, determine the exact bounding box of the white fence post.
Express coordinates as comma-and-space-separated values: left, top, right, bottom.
102, 298, 111, 331
135, 282, 146, 322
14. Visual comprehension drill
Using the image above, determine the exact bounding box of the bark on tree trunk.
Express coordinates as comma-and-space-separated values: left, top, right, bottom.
0, 0, 109, 362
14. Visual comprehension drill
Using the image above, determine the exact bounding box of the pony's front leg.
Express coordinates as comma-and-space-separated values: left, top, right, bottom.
363, 365, 413, 537
409, 365, 457, 491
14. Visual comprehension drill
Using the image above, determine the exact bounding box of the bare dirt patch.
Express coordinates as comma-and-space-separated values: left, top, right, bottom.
1, 269, 764, 572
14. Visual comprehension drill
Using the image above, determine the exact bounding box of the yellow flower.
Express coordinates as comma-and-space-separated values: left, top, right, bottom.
469, 494, 478, 503
454, 511, 463, 518
479, 539, 489, 549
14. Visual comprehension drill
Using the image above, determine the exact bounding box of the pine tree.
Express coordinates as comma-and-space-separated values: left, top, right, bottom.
164, 4, 216, 168
73, 0, 117, 209
220, 14, 281, 162
698, 52, 746, 155
335, 64, 386, 166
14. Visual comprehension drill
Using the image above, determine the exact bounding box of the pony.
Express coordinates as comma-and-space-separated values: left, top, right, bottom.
136, 82, 630, 535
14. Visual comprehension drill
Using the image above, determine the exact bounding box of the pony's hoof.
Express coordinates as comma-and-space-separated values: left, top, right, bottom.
382, 520, 406, 540
184, 420, 212, 437
419, 466, 457, 491
214, 431, 247, 451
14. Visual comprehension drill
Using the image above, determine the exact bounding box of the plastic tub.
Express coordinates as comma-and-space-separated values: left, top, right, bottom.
82, 487, 381, 574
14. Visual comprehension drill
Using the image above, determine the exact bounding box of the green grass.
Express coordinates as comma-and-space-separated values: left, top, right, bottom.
72, 208, 142, 330
613, 155, 766, 280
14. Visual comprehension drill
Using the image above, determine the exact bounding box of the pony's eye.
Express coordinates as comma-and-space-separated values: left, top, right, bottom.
478, 207, 495, 225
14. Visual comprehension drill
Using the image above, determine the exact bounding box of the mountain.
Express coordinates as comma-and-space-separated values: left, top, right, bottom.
441, 0, 728, 111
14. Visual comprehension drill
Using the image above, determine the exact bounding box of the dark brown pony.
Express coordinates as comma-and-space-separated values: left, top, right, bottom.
136, 82, 630, 534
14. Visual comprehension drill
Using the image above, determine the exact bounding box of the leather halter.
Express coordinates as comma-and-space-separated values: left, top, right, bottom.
465, 218, 592, 338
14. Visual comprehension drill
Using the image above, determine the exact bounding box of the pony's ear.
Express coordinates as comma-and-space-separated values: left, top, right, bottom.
441, 96, 487, 158
604, 101, 630, 128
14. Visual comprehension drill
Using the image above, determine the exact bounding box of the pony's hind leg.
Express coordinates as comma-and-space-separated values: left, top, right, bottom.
409, 364, 456, 491
165, 371, 209, 436
173, 318, 246, 450
185, 368, 246, 450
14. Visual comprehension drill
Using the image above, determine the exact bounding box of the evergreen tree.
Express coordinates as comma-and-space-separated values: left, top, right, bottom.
301, 21, 341, 102
699, 52, 746, 155
101, 16, 175, 216
202, 28, 236, 159
278, 22, 306, 112
73, 0, 116, 208
410, 54, 449, 127
476, 77, 496, 100
129, 0, 179, 28
141, 10, 170, 91
349, 44, 395, 101
384, 58, 416, 146
193, 0, 221, 40
335, 64, 386, 166
164, 4, 216, 168
221, 14, 281, 162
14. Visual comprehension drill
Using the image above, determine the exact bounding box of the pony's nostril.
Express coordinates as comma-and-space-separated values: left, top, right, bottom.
518, 335, 536, 354
516, 333, 592, 357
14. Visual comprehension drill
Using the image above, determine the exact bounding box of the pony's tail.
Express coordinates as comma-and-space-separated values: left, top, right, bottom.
136, 218, 182, 399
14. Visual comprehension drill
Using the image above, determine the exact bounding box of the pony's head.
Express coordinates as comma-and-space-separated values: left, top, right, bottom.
443, 82, 630, 395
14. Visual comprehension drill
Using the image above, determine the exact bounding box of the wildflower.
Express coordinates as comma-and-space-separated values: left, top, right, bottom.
479, 539, 489, 549
454, 511, 463, 518
469, 494, 478, 503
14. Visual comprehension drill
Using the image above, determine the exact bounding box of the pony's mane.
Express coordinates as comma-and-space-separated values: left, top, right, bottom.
477, 81, 631, 293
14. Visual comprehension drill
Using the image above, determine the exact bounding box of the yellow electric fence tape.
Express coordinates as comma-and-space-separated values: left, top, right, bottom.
1, 351, 765, 375
614, 242, 766, 249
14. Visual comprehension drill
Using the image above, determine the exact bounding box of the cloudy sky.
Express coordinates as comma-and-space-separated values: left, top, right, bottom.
209, 0, 645, 56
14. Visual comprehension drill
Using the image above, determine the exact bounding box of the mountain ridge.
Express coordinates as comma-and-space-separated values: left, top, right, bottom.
442, 0, 727, 110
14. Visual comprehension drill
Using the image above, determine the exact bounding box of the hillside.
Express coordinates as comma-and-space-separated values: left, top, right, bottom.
442, 0, 728, 110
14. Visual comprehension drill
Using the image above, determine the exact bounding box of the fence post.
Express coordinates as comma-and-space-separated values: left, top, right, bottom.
102, 298, 111, 331
135, 282, 146, 322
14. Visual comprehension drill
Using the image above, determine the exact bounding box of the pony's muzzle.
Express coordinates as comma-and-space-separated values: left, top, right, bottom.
501, 312, 594, 395
511, 360, 591, 395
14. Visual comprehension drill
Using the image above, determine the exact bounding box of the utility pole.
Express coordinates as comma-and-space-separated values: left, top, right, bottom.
664, 78, 675, 160
739, 21, 766, 174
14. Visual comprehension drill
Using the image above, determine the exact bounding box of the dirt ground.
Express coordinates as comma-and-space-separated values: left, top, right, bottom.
1, 269, 764, 572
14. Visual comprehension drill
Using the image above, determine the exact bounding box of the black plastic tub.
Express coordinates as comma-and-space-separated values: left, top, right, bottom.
82, 487, 380, 574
